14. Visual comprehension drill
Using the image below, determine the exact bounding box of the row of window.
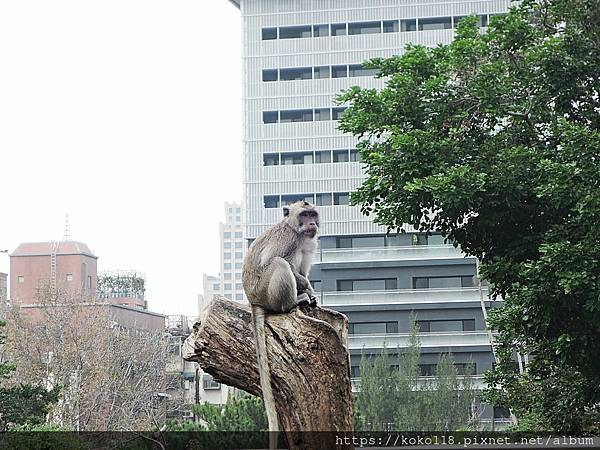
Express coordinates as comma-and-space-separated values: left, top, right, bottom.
223, 283, 243, 290
223, 242, 244, 249
263, 107, 347, 124
350, 362, 477, 378
263, 63, 378, 82
223, 262, 243, 270
222, 272, 241, 280
223, 251, 244, 259
264, 149, 360, 166
264, 192, 350, 208
223, 231, 243, 239
262, 14, 494, 40
336, 234, 446, 248
333, 275, 475, 292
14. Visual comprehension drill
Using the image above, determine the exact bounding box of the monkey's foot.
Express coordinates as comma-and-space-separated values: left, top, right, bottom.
309, 295, 318, 307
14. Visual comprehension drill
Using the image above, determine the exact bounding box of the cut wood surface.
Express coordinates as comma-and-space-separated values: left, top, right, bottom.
183, 295, 354, 450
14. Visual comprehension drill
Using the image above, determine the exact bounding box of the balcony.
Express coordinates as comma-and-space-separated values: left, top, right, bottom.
322, 287, 494, 307
351, 375, 487, 392
348, 331, 493, 350
315, 244, 469, 263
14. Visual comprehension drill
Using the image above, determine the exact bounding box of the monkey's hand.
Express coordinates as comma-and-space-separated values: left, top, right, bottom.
295, 273, 312, 293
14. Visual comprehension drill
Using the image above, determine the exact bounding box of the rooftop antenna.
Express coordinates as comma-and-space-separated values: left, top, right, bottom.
63, 213, 71, 241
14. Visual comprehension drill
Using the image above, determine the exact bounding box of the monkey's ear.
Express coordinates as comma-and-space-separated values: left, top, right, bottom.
282, 206, 290, 217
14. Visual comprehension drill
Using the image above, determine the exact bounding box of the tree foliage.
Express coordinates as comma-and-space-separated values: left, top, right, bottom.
192, 394, 268, 431
354, 317, 478, 431
0, 320, 59, 431
338, 0, 600, 432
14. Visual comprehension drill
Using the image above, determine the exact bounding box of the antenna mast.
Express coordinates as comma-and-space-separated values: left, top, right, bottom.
64, 213, 71, 241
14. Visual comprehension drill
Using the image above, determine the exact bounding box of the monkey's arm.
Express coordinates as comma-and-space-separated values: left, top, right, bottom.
291, 268, 314, 295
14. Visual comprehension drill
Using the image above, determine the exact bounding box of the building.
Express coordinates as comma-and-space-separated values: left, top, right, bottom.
9, 240, 164, 332
227, 0, 510, 427
0, 272, 7, 315
201, 202, 247, 313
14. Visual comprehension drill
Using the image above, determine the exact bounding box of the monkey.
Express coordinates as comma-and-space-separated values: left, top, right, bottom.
242, 200, 319, 449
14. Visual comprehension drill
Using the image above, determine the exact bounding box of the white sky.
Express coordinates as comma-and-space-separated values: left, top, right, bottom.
0, 1, 242, 317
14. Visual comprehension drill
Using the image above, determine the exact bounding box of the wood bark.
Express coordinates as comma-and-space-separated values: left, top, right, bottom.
183, 295, 354, 450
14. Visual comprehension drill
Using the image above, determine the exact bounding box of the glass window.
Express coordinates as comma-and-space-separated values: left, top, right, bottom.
224, 232, 231, 238
224, 273, 232, 280
235, 293, 244, 301
280, 109, 313, 123
315, 108, 331, 121
353, 279, 386, 291
417, 321, 431, 332
280, 67, 312, 81
428, 234, 445, 245
420, 364, 436, 376
461, 276, 475, 287
235, 242, 243, 248
429, 277, 462, 288
352, 236, 385, 248
236, 283, 242, 290
224, 283, 232, 290
333, 192, 350, 205
385, 278, 398, 290
418, 17, 452, 31
331, 65, 348, 78
224, 242, 232, 249
348, 21, 381, 35
314, 66, 330, 79
453, 15, 486, 28
429, 320, 463, 332
332, 107, 347, 120
66, 273, 73, 281
337, 237, 352, 248
262, 27, 277, 40
281, 151, 312, 165
401, 19, 417, 32
348, 64, 380, 77
212, 283, 220, 290
264, 195, 280, 208
386, 321, 399, 333
331, 23, 347, 36
313, 24, 329, 37
262, 69, 278, 82
235, 262, 242, 269
235, 252, 243, 259
263, 111, 278, 124
463, 319, 476, 331
333, 149, 349, 162
315, 150, 331, 163
413, 277, 429, 289
351, 365, 361, 378
315, 192, 333, 206
337, 280, 353, 291
224, 263, 231, 269
383, 20, 399, 33
349, 149, 361, 162
494, 406, 511, 418
282, 193, 314, 205
311, 280, 322, 291
351, 322, 387, 334
263, 153, 279, 166
224, 252, 232, 259
234, 231, 242, 238
279, 25, 312, 39
412, 234, 428, 246
203, 374, 221, 389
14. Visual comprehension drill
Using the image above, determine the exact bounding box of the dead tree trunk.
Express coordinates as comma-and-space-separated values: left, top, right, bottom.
182, 295, 354, 450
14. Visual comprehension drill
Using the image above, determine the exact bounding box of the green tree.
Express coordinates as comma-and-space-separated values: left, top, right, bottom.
338, 0, 600, 433
0, 320, 59, 431
187, 393, 267, 431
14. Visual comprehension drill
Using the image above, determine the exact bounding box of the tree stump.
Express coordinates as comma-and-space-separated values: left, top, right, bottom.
182, 295, 354, 450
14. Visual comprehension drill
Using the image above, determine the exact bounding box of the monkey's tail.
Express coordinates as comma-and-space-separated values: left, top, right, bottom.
251, 305, 279, 450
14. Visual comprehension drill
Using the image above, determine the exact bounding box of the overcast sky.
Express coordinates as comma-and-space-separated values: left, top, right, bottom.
0, 1, 242, 317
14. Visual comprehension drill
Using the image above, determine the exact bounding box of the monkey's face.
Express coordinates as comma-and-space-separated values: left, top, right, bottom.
298, 209, 319, 237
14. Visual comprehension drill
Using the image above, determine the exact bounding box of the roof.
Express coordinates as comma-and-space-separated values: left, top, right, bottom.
226, 0, 240, 8
11, 241, 98, 259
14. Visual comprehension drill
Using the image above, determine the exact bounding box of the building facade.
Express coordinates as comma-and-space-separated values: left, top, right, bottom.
229, 0, 511, 426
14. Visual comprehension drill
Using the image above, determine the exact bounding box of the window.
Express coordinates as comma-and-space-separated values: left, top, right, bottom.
348, 21, 381, 35
348, 64, 379, 77
235, 252, 243, 259
235, 293, 244, 301
235, 242, 243, 249
383, 20, 399, 33
352, 236, 385, 248
263, 111, 278, 124
282, 193, 314, 205
279, 25, 312, 39
262, 27, 277, 40
280, 109, 313, 123
314, 150, 331, 163
349, 149, 361, 162
263, 153, 279, 166
313, 24, 329, 37
224, 231, 231, 238
314, 66, 330, 79
224, 273, 232, 280
494, 406, 511, 418
235, 231, 242, 238
281, 151, 312, 165
224, 242, 232, 249
311, 280, 321, 291
235, 262, 242, 269
351, 365, 361, 378
348, 321, 398, 334
224, 252, 232, 259
412, 234, 428, 246
203, 374, 221, 390
264, 195, 280, 209
417, 319, 476, 332
315, 193, 332, 206
331, 65, 348, 78
66, 274, 73, 281
332, 107, 347, 120
337, 237, 352, 248
88, 276, 92, 289
262, 69, 278, 82
331, 23, 347, 36
333, 149, 349, 162
418, 17, 452, 30
413, 276, 474, 289
224, 263, 231, 270
224, 283, 232, 290
280, 67, 312, 81
337, 278, 397, 291
333, 192, 350, 205
454, 15, 487, 28
314, 108, 331, 121
401, 19, 417, 32
212, 283, 220, 290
